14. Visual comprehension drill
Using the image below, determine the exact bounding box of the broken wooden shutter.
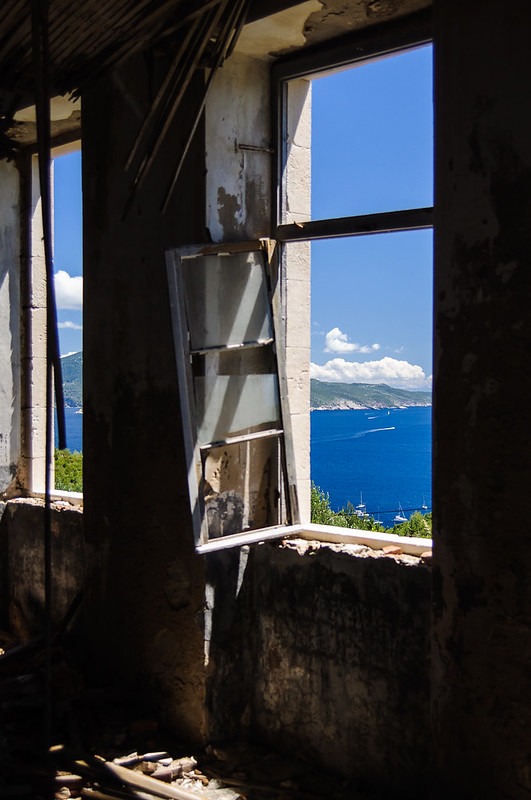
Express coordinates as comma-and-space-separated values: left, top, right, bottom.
166, 239, 299, 552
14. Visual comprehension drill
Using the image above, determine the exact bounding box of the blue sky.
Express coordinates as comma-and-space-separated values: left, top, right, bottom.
310, 44, 433, 390
53, 44, 433, 387
53, 148, 82, 355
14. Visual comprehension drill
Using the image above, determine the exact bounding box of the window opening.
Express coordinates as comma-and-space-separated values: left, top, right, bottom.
53, 148, 83, 494
275, 31, 433, 535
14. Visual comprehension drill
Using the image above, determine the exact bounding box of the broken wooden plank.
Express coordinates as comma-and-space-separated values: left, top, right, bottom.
102, 760, 212, 800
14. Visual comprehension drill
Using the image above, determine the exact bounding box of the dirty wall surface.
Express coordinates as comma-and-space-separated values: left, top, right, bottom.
206, 538, 431, 797
432, 1, 531, 797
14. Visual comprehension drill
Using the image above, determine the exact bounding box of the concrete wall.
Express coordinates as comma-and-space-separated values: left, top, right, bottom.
205, 537, 431, 795
82, 54, 208, 741
0, 498, 84, 637
282, 78, 312, 521
249, 540, 431, 795
0, 159, 21, 496
432, 1, 531, 797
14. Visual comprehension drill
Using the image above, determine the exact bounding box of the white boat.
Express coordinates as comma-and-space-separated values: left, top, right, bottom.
421, 497, 428, 511
394, 503, 408, 524
75, 408, 83, 415
356, 492, 369, 518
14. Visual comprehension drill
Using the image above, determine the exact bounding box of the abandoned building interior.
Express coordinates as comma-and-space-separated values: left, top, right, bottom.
1, 0, 531, 797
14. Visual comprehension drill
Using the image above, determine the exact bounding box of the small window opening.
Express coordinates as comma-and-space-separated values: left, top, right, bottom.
52, 148, 83, 494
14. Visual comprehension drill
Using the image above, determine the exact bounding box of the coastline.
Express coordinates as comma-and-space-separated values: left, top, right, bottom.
310, 402, 432, 411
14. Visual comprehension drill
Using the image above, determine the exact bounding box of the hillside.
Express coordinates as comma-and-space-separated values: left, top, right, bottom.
310, 379, 431, 410
61, 351, 83, 407
58, 355, 431, 411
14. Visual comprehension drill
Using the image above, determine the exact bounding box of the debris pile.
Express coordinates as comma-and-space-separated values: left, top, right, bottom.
51, 747, 243, 800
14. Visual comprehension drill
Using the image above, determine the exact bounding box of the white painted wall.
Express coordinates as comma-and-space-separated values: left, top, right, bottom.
0, 159, 21, 494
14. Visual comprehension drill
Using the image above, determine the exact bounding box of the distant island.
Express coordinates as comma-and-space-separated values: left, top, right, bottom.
310, 379, 431, 410
59, 352, 431, 412
61, 351, 83, 407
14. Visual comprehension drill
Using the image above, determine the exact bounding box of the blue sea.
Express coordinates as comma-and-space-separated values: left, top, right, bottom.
311, 406, 431, 528
58, 405, 431, 528
56, 407, 83, 453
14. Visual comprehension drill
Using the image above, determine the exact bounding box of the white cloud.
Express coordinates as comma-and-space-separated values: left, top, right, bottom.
54, 270, 83, 310
310, 356, 432, 390
58, 320, 83, 330
324, 327, 381, 355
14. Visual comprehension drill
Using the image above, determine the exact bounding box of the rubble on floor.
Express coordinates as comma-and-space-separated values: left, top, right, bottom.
0, 626, 381, 800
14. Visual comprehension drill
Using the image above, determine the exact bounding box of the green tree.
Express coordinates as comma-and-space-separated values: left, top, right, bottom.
392, 510, 432, 538
54, 448, 83, 492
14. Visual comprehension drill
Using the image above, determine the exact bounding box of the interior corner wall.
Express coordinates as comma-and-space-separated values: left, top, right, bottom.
432, 1, 531, 796
0, 159, 21, 496
81, 54, 208, 742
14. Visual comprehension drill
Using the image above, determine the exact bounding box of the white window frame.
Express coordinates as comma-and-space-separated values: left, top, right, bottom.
166, 238, 300, 553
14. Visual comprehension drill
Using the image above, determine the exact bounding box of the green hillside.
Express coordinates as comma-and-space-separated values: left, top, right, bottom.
61, 351, 83, 407
310, 379, 431, 410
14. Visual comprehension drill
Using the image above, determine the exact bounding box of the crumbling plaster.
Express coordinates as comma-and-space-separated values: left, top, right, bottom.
238, 0, 431, 59
302, 0, 431, 48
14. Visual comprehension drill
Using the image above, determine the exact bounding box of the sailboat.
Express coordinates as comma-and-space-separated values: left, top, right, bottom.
421, 496, 428, 511
356, 492, 368, 518
394, 503, 408, 524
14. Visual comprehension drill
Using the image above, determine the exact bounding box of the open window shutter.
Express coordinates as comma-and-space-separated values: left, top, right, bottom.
166, 239, 300, 553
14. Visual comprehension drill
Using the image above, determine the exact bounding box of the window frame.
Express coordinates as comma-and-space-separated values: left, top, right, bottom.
271, 11, 433, 239
166, 238, 300, 553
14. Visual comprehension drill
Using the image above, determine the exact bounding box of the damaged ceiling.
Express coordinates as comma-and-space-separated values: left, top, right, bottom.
0, 0, 430, 156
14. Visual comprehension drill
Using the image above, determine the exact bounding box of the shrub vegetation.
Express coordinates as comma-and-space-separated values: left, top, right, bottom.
54, 448, 83, 492
311, 483, 431, 538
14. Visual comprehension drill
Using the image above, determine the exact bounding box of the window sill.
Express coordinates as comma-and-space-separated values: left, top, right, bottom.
196, 522, 431, 555
29, 489, 83, 507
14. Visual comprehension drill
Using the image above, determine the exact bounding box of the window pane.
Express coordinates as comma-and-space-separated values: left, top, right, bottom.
310, 45, 433, 219
202, 437, 281, 538
182, 251, 272, 350
192, 340, 281, 444
310, 229, 432, 528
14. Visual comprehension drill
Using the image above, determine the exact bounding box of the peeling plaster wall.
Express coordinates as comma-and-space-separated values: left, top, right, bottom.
206, 52, 271, 242
82, 54, 208, 742
432, 1, 531, 796
0, 160, 21, 496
